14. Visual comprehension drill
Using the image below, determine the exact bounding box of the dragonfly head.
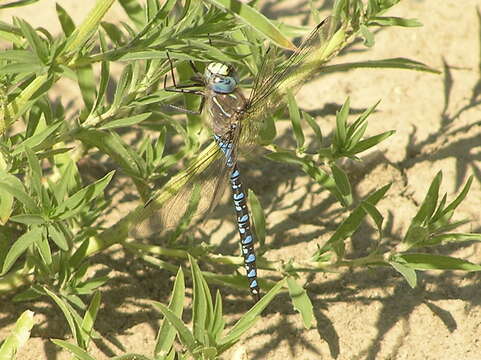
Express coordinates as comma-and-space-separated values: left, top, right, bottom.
205, 62, 238, 94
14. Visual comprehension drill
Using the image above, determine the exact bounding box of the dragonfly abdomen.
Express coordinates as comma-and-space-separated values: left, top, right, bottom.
230, 165, 260, 301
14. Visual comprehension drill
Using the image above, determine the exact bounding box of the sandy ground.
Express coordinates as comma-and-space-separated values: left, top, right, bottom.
1, 0, 481, 359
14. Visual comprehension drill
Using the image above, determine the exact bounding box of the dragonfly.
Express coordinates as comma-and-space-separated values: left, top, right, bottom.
138, 16, 340, 301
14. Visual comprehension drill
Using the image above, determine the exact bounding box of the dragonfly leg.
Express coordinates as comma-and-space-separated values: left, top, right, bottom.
189, 60, 201, 75
164, 76, 204, 95
164, 52, 204, 95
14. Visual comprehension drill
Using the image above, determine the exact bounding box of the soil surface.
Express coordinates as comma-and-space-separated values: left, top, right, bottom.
1, 1, 480, 359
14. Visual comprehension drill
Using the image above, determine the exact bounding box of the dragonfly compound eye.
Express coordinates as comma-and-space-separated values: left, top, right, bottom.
211, 76, 237, 94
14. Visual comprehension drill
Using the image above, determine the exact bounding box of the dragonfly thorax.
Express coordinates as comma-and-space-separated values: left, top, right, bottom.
205, 62, 238, 94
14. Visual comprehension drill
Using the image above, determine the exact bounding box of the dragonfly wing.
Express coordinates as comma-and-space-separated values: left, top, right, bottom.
131, 145, 227, 238
241, 16, 341, 144
131, 127, 241, 239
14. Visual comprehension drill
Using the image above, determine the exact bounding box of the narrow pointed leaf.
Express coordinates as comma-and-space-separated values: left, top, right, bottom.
322, 58, 440, 74
98, 112, 152, 130
369, 16, 422, 27
2, 227, 42, 275
287, 277, 314, 329
12, 121, 62, 155
190, 256, 210, 342
154, 267, 185, 358
398, 253, 481, 271
43, 287, 79, 342
287, 91, 304, 149
204, 0, 296, 50
0, 310, 34, 360
349, 130, 395, 155
390, 261, 417, 288
50, 339, 95, 360
219, 279, 284, 348
303, 112, 322, 143
56, 3, 76, 36
248, 189, 265, 248
153, 303, 196, 353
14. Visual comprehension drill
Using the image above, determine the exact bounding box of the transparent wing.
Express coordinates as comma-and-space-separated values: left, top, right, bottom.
131, 128, 240, 238
241, 16, 341, 144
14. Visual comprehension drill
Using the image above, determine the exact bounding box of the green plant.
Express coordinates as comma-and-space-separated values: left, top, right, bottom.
0, 0, 479, 359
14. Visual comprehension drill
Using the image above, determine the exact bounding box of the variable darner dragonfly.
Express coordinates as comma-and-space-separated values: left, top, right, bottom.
139, 16, 341, 301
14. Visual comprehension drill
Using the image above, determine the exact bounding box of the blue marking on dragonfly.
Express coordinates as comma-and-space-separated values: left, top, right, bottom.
146, 16, 339, 302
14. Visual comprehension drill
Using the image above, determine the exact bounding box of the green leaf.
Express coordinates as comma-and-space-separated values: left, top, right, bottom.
266, 150, 311, 167
98, 112, 152, 130
51, 160, 77, 204
25, 146, 43, 201
154, 267, 185, 358
16, 18, 48, 62
56, 3, 76, 36
437, 176, 473, 220
101, 21, 126, 45
0, 62, 44, 76
349, 100, 380, 135
52, 171, 115, 219
2, 226, 42, 275
50, 339, 96, 360
0, 310, 34, 360
398, 253, 481, 271
248, 190, 265, 249
64, 0, 116, 54
218, 279, 284, 349
91, 31, 110, 113
331, 164, 351, 199
320, 184, 391, 253
369, 16, 422, 27
76, 64, 96, 111
360, 201, 384, 239
112, 63, 133, 110
74, 129, 144, 178
81, 291, 101, 346
389, 261, 417, 288
119, 0, 145, 29
349, 130, 395, 155
35, 230, 52, 265
411, 171, 442, 226
204, 0, 296, 50
0, 184, 13, 225
0, 0, 40, 9
0, 49, 38, 62
322, 58, 440, 74
1, 73, 52, 132
303, 111, 322, 144
12, 121, 62, 155
43, 287, 82, 343
335, 97, 349, 147
9, 214, 45, 225
286, 277, 314, 329
211, 291, 225, 342
47, 223, 68, 251
12, 287, 42, 302
287, 91, 304, 150
81, 290, 101, 342
359, 24, 375, 47
0, 169, 38, 212
153, 303, 196, 354
426, 233, 481, 246
403, 224, 429, 249
191, 255, 211, 342
75, 276, 109, 294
